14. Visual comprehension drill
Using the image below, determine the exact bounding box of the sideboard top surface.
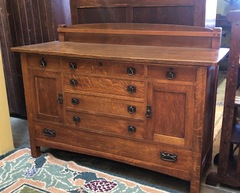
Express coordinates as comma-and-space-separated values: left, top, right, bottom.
12, 41, 228, 66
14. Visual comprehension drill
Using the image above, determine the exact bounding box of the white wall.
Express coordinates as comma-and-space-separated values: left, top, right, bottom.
0, 43, 14, 155
217, 0, 240, 15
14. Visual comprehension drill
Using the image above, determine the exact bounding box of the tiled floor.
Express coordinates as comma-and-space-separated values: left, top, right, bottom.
10, 117, 240, 193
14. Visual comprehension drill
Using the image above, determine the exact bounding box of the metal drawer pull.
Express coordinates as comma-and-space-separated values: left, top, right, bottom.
73, 116, 81, 123
160, 151, 177, 162
166, 68, 176, 80
127, 67, 136, 76
145, 105, 152, 118
71, 98, 79, 105
69, 62, 77, 70
70, 79, 78, 86
127, 106, 136, 114
127, 85, 136, 94
39, 58, 47, 68
128, 126, 136, 133
43, 128, 56, 137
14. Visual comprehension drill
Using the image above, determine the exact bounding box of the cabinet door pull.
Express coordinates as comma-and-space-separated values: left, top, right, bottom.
145, 105, 152, 118
128, 126, 136, 133
166, 68, 176, 80
43, 128, 56, 137
160, 151, 177, 162
70, 79, 78, 86
39, 58, 47, 68
127, 85, 136, 94
127, 106, 136, 114
69, 62, 77, 70
127, 67, 136, 76
73, 116, 81, 123
57, 94, 63, 104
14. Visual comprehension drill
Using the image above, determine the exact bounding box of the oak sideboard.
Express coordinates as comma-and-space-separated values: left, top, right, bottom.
12, 23, 228, 193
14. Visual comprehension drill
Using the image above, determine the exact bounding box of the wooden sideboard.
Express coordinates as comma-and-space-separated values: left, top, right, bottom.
12, 23, 228, 193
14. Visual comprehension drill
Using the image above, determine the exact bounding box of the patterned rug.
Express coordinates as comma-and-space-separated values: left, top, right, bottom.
0, 148, 173, 193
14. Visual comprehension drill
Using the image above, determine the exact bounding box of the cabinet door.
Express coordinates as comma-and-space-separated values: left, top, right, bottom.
28, 70, 63, 122
146, 82, 195, 148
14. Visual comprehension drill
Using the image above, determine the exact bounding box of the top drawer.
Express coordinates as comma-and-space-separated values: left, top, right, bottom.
61, 58, 144, 78
147, 65, 197, 82
27, 54, 60, 70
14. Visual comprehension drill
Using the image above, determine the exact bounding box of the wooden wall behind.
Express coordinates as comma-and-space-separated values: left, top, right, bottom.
0, 0, 70, 117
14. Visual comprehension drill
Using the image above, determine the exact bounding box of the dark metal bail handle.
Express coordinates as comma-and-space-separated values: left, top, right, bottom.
127, 67, 136, 76
70, 79, 78, 86
160, 151, 178, 162
57, 94, 63, 104
71, 98, 79, 105
166, 68, 176, 80
69, 62, 77, 70
128, 105, 136, 114
43, 128, 56, 137
145, 105, 152, 118
128, 126, 136, 133
127, 85, 136, 94
73, 116, 80, 123
40, 58, 47, 68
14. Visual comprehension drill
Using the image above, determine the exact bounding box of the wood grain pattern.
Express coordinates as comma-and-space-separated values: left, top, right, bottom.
11, 41, 229, 66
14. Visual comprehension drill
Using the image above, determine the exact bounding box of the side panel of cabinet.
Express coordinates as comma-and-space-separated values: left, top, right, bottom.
28, 70, 63, 122
146, 82, 194, 148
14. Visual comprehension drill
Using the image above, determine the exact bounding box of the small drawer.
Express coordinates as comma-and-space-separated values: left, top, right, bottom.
64, 93, 145, 120
61, 58, 144, 78
27, 54, 60, 70
65, 111, 144, 139
61, 58, 92, 74
91, 60, 144, 78
147, 65, 197, 82
63, 74, 145, 98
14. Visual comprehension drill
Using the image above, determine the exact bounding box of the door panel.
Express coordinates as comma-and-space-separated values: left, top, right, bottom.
28, 70, 63, 122
147, 82, 194, 147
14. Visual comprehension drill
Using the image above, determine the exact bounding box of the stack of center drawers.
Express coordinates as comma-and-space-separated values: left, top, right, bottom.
62, 57, 146, 140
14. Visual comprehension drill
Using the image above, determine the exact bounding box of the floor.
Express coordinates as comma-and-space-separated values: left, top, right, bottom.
10, 117, 240, 193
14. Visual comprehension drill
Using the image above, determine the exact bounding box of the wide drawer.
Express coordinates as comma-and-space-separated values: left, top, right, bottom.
64, 92, 145, 120
65, 111, 144, 139
34, 123, 192, 173
27, 54, 60, 70
63, 74, 145, 98
61, 58, 145, 78
147, 65, 197, 82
